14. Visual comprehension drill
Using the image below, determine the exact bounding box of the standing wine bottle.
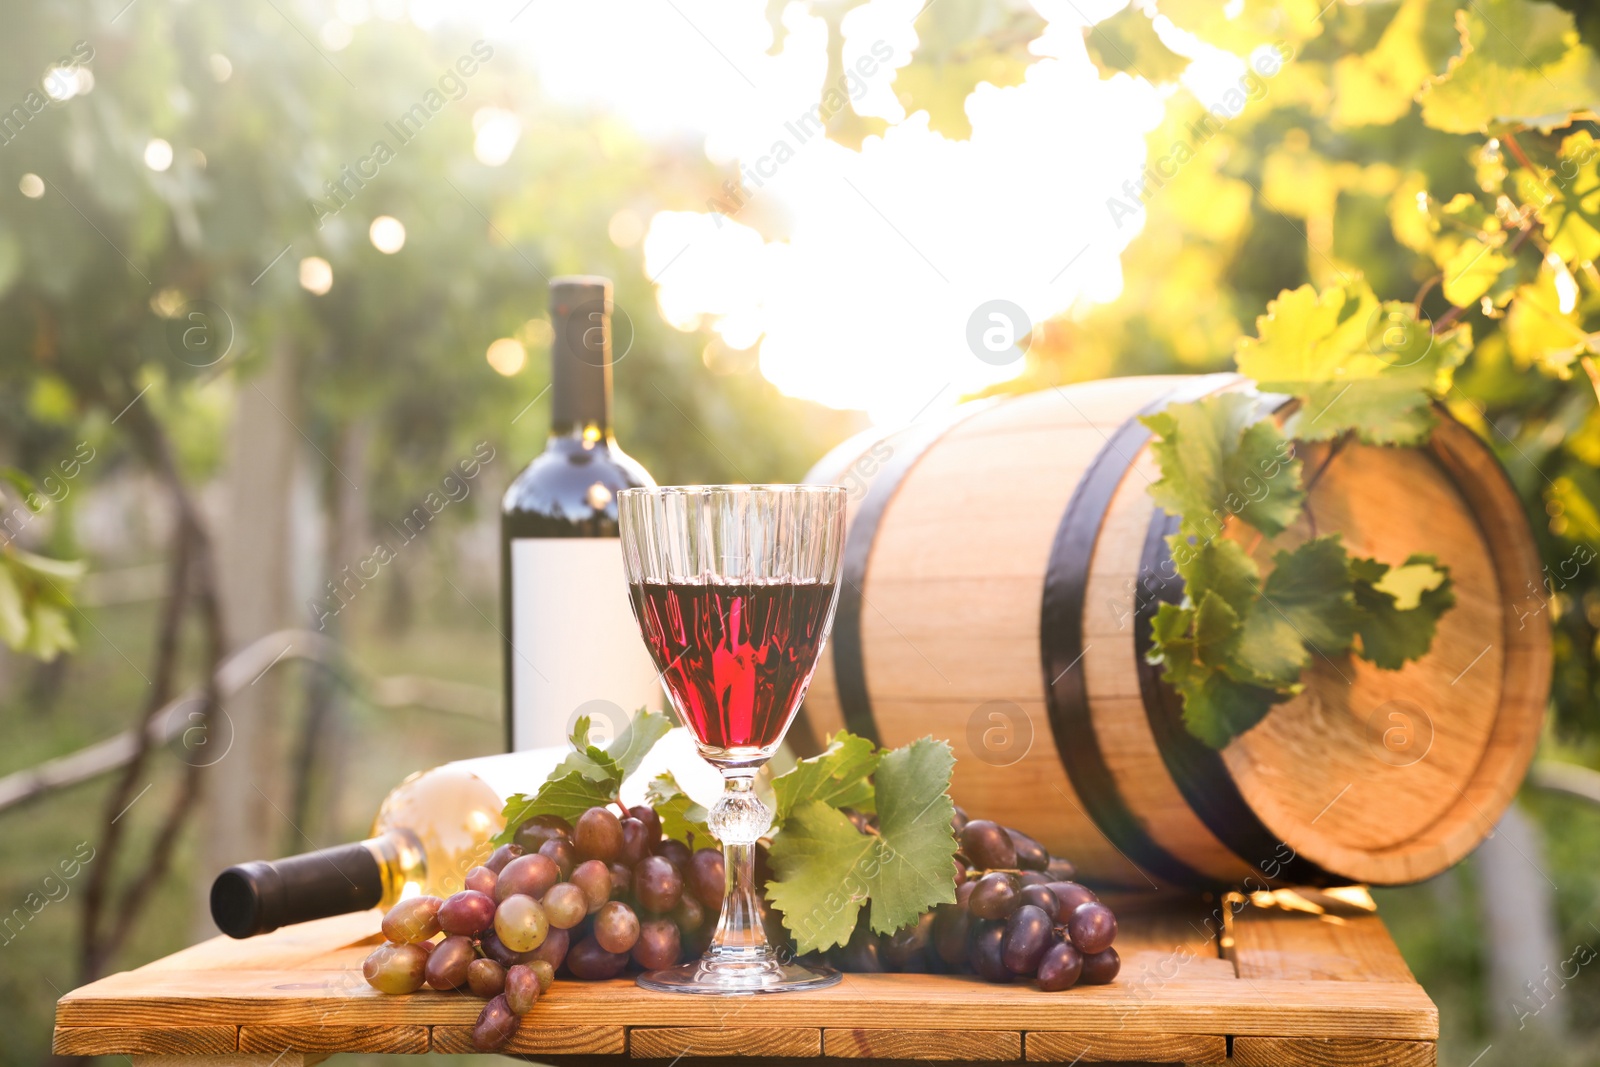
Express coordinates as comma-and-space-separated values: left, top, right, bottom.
501, 276, 660, 751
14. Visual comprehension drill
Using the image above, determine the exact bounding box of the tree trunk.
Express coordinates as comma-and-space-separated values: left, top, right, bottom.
194, 344, 300, 937
1475, 802, 1567, 1036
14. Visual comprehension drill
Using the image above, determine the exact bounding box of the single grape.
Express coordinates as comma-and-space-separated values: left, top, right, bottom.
513, 814, 573, 853
539, 837, 577, 880
1001, 904, 1052, 975
1046, 882, 1097, 913
425, 934, 476, 990
504, 963, 539, 1015
467, 957, 506, 999
673, 894, 705, 932
1036, 940, 1084, 991
543, 882, 588, 929
1066, 901, 1117, 955
634, 855, 684, 915
632, 919, 681, 971
960, 819, 1017, 871
953, 858, 967, 888
1019, 884, 1060, 920
1007, 828, 1050, 871
497, 854, 560, 903
687, 848, 725, 910
416, 938, 436, 955
566, 935, 630, 980
495, 894, 550, 953
485, 843, 523, 874
654, 838, 692, 871
882, 913, 934, 972
609, 862, 633, 899
955, 880, 976, 908
479, 928, 531, 968
381, 896, 442, 944
1017, 871, 1051, 888
529, 959, 556, 992
1045, 856, 1076, 881
464, 865, 497, 896
571, 859, 613, 914
362, 942, 428, 994
1080, 946, 1120, 984
951, 805, 969, 835
594, 900, 642, 954
932, 903, 971, 967
438, 890, 497, 936
969, 921, 1010, 982
629, 804, 662, 841
619, 817, 650, 866
529, 925, 570, 971
574, 806, 625, 863
967, 872, 1020, 921
835, 920, 884, 973
471, 994, 518, 1052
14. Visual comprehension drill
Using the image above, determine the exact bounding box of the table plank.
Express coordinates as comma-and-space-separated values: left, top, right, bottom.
1231, 909, 1416, 983
630, 1026, 822, 1058
239, 1024, 428, 1053
1024, 1031, 1226, 1063
824, 1029, 1022, 1060
431, 1024, 625, 1055
52, 1026, 237, 1056
1231, 1035, 1438, 1066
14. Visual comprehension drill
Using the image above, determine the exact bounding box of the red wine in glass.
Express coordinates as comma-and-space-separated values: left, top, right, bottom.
629, 579, 836, 753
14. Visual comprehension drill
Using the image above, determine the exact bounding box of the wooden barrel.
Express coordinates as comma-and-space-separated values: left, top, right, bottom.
796, 374, 1549, 888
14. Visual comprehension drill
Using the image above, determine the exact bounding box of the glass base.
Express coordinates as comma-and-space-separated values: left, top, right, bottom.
637, 954, 841, 996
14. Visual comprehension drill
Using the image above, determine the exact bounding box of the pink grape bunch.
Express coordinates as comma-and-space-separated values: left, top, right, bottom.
815, 809, 1121, 990
361, 804, 725, 1051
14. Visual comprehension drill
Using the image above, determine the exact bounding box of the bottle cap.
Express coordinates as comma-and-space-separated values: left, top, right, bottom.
210, 842, 385, 939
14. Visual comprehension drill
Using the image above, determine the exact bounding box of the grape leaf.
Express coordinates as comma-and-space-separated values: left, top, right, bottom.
495, 772, 617, 840
765, 737, 956, 954
1419, 0, 1600, 133
646, 772, 715, 847
1259, 536, 1363, 654
889, 3, 1042, 139
1330, 0, 1447, 128
1442, 238, 1511, 307
1525, 131, 1600, 266
1085, 5, 1189, 83
493, 709, 674, 844
1141, 391, 1305, 542
1158, 0, 1325, 55
1235, 281, 1471, 445
0, 565, 30, 649
1351, 554, 1456, 669
772, 730, 879, 823
1147, 601, 1289, 748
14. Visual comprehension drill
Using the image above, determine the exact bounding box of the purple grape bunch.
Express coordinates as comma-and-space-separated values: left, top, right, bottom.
361, 803, 725, 1050
818, 809, 1120, 990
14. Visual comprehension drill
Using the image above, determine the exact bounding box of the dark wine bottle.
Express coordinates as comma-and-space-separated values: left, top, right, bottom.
501, 276, 659, 751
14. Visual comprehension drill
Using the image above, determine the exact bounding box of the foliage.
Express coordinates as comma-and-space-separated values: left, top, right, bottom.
493, 709, 672, 836
764, 734, 957, 954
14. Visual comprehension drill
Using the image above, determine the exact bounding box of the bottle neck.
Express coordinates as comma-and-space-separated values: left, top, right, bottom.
549, 294, 613, 436
364, 828, 428, 909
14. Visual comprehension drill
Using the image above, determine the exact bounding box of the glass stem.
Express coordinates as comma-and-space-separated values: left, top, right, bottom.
708, 772, 774, 963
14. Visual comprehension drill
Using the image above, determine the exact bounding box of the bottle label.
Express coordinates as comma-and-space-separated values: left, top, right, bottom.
509, 537, 662, 750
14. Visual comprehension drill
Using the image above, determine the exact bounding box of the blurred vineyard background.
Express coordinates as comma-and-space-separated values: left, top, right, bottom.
5, 0, 1600, 1065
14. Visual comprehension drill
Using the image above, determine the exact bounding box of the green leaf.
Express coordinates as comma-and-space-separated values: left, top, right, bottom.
1419, 0, 1600, 134
772, 731, 879, 824
1141, 392, 1305, 542
1158, 0, 1325, 55
1259, 536, 1362, 653
1441, 238, 1511, 307
1351, 554, 1456, 669
603, 708, 675, 781
888, 3, 1043, 139
1236, 281, 1471, 446
1192, 590, 1243, 668
766, 738, 956, 953
494, 772, 619, 845
646, 772, 715, 847
1085, 5, 1188, 83
0, 564, 30, 650
25, 602, 75, 662
1177, 670, 1288, 749
1528, 130, 1600, 267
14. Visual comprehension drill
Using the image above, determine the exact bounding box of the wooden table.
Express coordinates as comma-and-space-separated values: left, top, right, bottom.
53, 892, 1437, 1067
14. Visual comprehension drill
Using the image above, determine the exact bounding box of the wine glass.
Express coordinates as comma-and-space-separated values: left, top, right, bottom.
618, 484, 847, 995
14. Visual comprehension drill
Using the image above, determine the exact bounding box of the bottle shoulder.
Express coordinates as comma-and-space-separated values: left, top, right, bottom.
502, 439, 655, 535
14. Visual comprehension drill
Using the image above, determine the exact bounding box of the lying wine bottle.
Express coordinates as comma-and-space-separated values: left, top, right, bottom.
500, 275, 660, 751
210, 750, 557, 938
209, 733, 723, 938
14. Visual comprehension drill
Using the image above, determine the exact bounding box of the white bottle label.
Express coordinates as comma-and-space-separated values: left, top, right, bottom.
509, 537, 662, 750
